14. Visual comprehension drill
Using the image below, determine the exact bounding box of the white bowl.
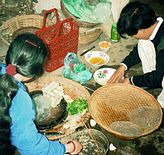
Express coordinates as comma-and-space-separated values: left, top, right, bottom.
98, 41, 111, 52
93, 67, 116, 85
85, 51, 109, 67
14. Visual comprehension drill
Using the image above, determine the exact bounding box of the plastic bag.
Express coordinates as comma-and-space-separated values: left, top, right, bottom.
62, 52, 92, 84
62, 0, 112, 23
93, 2, 112, 23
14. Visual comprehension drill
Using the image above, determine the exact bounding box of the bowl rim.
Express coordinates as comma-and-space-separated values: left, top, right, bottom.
84, 51, 110, 66
60, 128, 109, 154
98, 41, 111, 49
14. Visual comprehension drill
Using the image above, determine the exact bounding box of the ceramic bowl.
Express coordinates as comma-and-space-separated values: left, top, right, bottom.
93, 67, 116, 85
60, 129, 109, 155
85, 51, 109, 67
98, 41, 111, 52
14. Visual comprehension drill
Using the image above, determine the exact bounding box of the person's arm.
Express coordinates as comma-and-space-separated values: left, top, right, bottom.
107, 64, 126, 84
130, 49, 164, 88
10, 89, 66, 155
107, 45, 141, 84
122, 45, 141, 69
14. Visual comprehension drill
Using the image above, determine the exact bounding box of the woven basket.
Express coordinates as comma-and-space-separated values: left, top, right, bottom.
60, 0, 101, 28
1, 14, 51, 45
89, 83, 163, 140
79, 26, 102, 45
26, 76, 91, 140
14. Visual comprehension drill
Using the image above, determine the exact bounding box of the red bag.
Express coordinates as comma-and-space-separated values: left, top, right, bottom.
35, 8, 79, 72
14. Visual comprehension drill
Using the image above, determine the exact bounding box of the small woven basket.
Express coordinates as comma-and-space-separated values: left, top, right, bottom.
89, 83, 163, 140
79, 27, 102, 45
1, 14, 51, 45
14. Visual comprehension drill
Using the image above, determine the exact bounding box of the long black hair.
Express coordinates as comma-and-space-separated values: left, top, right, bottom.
117, 1, 157, 37
6, 33, 48, 78
0, 74, 18, 155
0, 33, 48, 155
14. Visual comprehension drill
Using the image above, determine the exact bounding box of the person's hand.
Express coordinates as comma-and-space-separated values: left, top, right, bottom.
120, 78, 131, 84
107, 65, 126, 84
65, 140, 83, 154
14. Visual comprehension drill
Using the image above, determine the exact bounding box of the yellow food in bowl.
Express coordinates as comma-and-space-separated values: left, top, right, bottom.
89, 57, 106, 65
99, 41, 110, 48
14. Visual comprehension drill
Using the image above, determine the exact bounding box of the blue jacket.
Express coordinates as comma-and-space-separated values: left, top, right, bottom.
0, 63, 66, 155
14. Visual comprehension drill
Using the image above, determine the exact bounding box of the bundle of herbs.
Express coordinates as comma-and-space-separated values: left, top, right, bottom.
66, 98, 88, 115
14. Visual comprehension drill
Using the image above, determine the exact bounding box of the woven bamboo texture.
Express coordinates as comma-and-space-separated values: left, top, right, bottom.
1, 14, 51, 45
26, 76, 91, 140
79, 27, 102, 45
60, 0, 103, 44
89, 83, 163, 140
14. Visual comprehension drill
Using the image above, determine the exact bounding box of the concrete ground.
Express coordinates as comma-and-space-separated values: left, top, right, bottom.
0, 1, 164, 155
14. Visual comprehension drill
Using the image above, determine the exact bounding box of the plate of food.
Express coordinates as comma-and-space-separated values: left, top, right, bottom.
26, 76, 91, 140
93, 67, 116, 85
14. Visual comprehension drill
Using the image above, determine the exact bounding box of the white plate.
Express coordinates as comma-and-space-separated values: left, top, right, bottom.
93, 68, 116, 85
85, 51, 109, 67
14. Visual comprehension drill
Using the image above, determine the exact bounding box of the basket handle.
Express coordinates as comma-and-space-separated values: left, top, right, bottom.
56, 18, 76, 37
42, 8, 60, 28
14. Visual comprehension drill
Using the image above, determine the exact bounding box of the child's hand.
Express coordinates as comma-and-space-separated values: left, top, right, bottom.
65, 140, 83, 154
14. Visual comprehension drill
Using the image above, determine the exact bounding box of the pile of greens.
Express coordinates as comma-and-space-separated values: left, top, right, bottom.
67, 98, 88, 115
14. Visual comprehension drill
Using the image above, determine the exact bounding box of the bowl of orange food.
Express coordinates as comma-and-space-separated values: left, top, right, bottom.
85, 51, 109, 67
98, 41, 111, 52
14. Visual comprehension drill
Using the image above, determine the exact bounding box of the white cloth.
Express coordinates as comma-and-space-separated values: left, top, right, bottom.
138, 17, 163, 73
138, 17, 164, 108
138, 39, 156, 73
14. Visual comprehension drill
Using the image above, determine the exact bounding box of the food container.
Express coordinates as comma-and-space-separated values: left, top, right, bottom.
98, 41, 111, 52
60, 129, 109, 155
85, 51, 109, 67
89, 83, 163, 140
111, 23, 120, 42
26, 76, 91, 140
31, 90, 68, 129
93, 67, 116, 85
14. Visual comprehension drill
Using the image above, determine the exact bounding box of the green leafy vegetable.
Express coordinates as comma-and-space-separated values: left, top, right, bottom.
67, 98, 88, 115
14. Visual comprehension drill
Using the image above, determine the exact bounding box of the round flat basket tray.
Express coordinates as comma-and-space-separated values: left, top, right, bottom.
60, 0, 101, 28
26, 76, 90, 140
89, 84, 163, 140
1, 14, 51, 45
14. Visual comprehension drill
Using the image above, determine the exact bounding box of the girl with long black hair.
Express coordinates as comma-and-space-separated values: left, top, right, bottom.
0, 33, 82, 155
